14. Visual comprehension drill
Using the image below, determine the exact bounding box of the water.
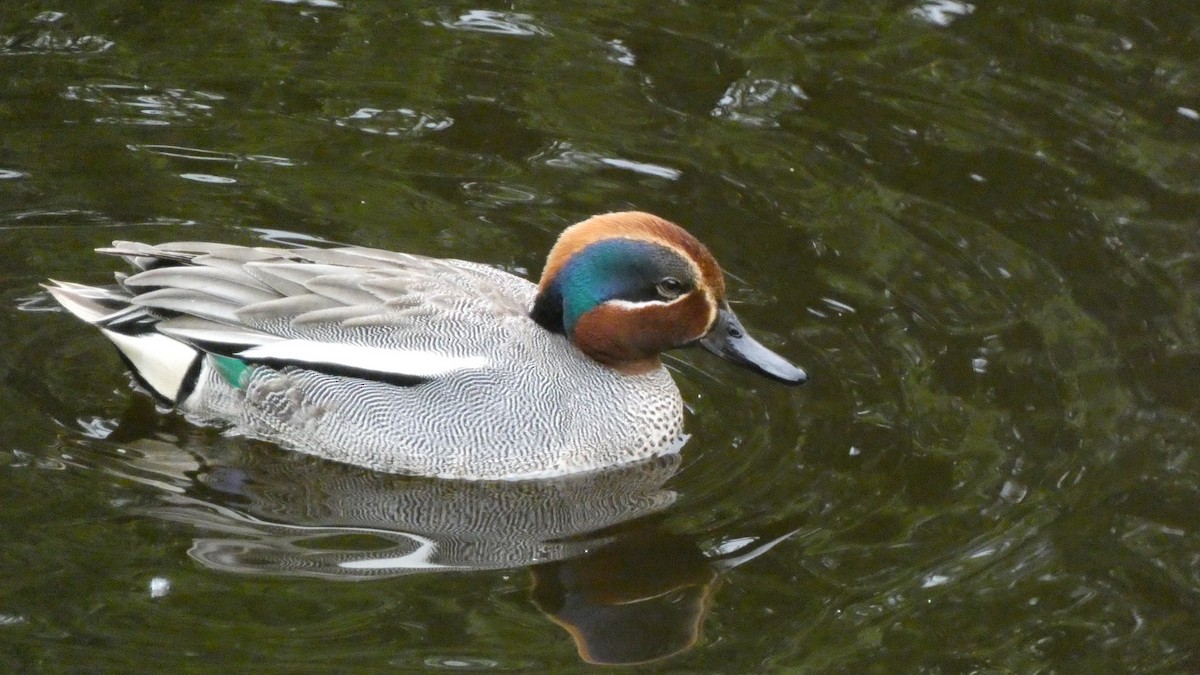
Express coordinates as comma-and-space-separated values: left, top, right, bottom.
2, 1, 1199, 671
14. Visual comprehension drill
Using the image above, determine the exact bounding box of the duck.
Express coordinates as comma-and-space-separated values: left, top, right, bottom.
44, 211, 806, 480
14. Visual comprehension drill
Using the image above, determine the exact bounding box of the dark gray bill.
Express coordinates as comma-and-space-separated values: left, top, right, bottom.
698, 306, 807, 385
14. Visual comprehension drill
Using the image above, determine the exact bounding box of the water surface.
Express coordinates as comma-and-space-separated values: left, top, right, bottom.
2, 1, 1199, 671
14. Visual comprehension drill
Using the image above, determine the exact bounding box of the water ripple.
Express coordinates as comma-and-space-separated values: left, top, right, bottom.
5, 2, 1200, 671
264, 0, 343, 8
910, 0, 976, 27
128, 144, 295, 167
0, 32, 113, 56
461, 181, 550, 207
63, 83, 224, 125
32, 11, 66, 23
433, 10, 551, 37
333, 107, 454, 137
536, 142, 682, 179
179, 173, 237, 185
713, 78, 808, 128
604, 39, 636, 67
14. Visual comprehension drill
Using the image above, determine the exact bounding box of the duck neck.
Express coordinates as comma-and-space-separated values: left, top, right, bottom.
530, 280, 567, 334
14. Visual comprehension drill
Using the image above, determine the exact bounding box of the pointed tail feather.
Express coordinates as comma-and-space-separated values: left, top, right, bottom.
44, 280, 201, 404
43, 280, 133, 324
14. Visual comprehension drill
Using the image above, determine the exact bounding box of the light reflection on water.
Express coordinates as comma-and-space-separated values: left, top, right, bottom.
62, 83, 225, 125
0, 0, 1198, 672
52, 398, 806, 666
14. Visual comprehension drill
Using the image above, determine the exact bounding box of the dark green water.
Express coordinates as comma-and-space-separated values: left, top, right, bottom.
3, 1, 1199, 671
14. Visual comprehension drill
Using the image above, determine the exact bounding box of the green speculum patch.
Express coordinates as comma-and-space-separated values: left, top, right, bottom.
211, 354, 253, 389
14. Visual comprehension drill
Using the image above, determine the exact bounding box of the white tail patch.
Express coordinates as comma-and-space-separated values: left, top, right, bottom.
236, 340, 487, 379
100, 329, 199, 402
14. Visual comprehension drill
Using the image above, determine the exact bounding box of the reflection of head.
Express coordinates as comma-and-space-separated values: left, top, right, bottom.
93, 424, 739, 664
531, 528, 717, 666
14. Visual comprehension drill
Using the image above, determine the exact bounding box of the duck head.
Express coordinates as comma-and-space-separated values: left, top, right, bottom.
530, 212, 807, 384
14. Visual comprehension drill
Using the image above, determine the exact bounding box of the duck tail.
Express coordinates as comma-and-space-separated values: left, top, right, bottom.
44, 280, 202, 405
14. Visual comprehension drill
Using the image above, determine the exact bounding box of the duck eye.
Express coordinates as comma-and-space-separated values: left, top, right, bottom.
656, 276, 686, 299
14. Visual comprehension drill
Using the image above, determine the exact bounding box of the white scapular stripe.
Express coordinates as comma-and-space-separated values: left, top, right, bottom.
236, 340, 487, 378
101, 329, 198, 402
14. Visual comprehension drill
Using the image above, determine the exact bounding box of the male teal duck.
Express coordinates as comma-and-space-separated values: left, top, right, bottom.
45, 212, 806, 480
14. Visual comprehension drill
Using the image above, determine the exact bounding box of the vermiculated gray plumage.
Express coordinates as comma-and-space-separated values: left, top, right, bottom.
47, 241, 685, 480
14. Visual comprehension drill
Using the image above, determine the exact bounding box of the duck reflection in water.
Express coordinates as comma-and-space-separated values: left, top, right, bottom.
95, 403, 799, 666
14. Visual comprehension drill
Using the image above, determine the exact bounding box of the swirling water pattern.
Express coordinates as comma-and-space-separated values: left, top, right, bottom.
1, 2, 1198, 671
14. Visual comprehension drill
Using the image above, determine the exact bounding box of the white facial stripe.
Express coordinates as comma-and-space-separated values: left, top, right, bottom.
605, 291, 718, 338
589, 234, 720, 327
237, 340, 487, 378
606, 295, 688, 310
667, 242, 718, 327
656, 240, 719, 328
